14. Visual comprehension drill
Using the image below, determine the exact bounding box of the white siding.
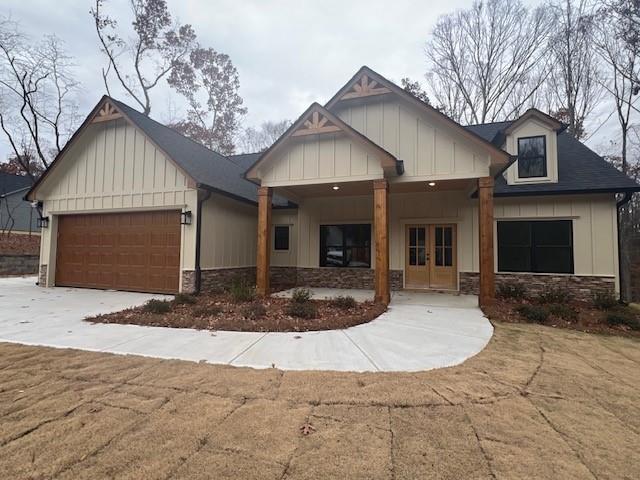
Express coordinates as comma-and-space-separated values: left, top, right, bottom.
334, 99, 491, 181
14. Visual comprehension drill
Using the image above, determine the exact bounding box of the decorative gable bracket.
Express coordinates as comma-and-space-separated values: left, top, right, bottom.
91, 101, 122, 123
291, 111, 341, 137
339, 74, 391, 101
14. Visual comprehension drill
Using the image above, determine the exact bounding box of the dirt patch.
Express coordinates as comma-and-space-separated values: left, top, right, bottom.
483, 298, 640, 337
85, 294, 387, 332
0, 234, 40, 255
1, 322, 640, 478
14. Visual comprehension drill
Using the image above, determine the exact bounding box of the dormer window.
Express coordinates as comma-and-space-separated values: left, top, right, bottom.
517, 136, 547, 178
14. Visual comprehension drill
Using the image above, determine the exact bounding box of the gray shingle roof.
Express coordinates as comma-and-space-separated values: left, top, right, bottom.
228, 152, 261, 170
111, 99, 261, 205
464, 122, 640, 196
0, 172, 32, 196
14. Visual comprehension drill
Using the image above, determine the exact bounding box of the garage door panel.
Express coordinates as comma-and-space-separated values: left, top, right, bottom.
56, 211, 180, 293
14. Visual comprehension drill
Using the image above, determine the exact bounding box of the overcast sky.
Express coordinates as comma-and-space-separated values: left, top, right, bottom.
1, 0, 628, 159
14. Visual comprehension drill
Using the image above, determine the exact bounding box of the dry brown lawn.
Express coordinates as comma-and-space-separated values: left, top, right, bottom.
1, 321, 639, 479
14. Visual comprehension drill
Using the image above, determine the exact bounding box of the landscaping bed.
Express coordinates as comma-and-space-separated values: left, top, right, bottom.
483, 284, 640, 337
85, 287, 386, 332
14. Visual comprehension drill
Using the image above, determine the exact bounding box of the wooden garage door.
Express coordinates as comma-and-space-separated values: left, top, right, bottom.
56, 211, 181, 293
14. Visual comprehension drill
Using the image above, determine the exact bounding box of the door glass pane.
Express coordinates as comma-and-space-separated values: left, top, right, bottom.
409, 228, 416, 247
435, 248, 443, 266
417, 247, 426, 265
409, 248, 416, 266
444, 247, 453, 266
435, 227, 443, 247
444, 227, 452, 247
417, 227, 425, 247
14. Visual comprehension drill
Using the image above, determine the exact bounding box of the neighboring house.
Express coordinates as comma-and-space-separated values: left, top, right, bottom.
0, 172, 38, 234
27, 66, 640, 303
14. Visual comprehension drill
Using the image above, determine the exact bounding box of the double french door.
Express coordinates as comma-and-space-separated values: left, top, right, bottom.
405, 224, 457, 290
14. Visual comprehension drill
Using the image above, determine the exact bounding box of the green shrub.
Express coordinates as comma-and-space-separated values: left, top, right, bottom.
606, 308, 640, 330
143, 299, 172, 314
538, 287, 572, 305
548, 303, 578, 321
242, 301, 267, 319
592, 291, 618, 310
286, 301, 317, 319
497, 282, 526, 300
174, 293, 197, 305
516, 304, 550, 324
331, 295, 357, 310
229, 278, 255, 303
291, 288, 312, 304
193, 305, 222, 318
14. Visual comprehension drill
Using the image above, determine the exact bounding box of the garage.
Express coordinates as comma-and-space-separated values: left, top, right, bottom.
55, 211, 181, 294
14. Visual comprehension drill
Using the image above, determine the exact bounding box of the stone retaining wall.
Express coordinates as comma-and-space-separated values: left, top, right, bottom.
0, 255, 39, 276
459, 271, 616, 302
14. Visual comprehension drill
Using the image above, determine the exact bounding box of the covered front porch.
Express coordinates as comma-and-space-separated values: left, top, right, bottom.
255, 177, 497, 306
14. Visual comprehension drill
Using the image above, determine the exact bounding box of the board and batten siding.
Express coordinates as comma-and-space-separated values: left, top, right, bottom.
35, 118, 199, 288
260, 134, 383, 187
333, 99, 492, 181
199, 193, 257, 270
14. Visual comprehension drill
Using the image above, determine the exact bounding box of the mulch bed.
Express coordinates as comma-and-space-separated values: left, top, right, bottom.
0, 234, 40, 255
85, 294, 387, 333
483, 298, 640, 337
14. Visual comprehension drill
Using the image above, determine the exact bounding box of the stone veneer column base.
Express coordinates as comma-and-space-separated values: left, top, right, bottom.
38, 264, 48, 287
459, 271, 616, 302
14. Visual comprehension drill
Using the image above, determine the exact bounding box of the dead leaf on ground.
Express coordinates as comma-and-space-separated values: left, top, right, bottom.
300, 422, 316, 436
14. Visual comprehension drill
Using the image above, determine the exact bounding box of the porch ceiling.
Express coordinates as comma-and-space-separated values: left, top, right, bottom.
274, 178, 477, 199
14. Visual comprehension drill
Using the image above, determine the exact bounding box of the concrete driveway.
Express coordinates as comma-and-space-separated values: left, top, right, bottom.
0, 277, 493, 372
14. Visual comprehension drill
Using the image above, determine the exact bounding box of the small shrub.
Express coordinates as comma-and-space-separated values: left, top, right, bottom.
592, 291, 618, 310
193, 305, 222, 318
242, 301, 267, 320
606, 308, 640, 330
538, 286, 573, 305
548, 303, 578, 321
229, 278, 255, 303
497, 282, 526, 300
286, 301, 317, 319
516, 304, 550, 324
174, 293, 197, 305
291, 288, 312, 304
331, 295, 357, 310
143, 299, 172, 314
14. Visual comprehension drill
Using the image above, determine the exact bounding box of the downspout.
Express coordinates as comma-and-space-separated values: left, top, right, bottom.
194, 189, 212, 294
616, 192, 633, 302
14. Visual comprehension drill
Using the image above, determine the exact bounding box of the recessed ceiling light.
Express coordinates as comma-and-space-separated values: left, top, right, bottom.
428, 182, 436, 187
332, 185, 340, 191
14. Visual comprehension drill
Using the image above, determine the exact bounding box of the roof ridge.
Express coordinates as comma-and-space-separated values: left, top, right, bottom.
463, 120, 514, 127
108, 97, 245, 173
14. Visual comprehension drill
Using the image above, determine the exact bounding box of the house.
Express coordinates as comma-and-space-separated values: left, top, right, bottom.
0, 172, 38, 234
27, 66, 640, 304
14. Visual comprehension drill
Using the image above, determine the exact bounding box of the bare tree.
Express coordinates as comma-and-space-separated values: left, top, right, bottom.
90, 0, 196, 116
591, 0, 640, 302
168, 47, 247, 155
425, 0, 554, 124
0, 16, 79, 179
237, 119, 291, 153
545, 0, 602, 139
400, 78, 430, 104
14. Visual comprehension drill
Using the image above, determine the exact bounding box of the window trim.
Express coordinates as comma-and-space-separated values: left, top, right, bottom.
273, 225, 290, 252
516, 135, 548, 180
497, 220, 574, 274
319, 223, 372, 268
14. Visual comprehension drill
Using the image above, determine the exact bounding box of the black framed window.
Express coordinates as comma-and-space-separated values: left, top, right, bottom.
517, 136, 547, 178
274, 225, 290, 251
320, 224, 371, 268
498, 220, 573, 274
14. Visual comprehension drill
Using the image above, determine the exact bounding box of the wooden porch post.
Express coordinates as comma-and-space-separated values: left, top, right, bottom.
373, 179, 390, 305
478, 177, 495, 307
256, 186, 272, 296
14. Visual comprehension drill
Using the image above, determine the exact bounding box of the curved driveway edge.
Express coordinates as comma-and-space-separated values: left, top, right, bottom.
0, 277, 493, 372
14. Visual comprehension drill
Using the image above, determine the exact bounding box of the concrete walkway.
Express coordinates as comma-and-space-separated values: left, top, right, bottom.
0, 277, 493, 372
